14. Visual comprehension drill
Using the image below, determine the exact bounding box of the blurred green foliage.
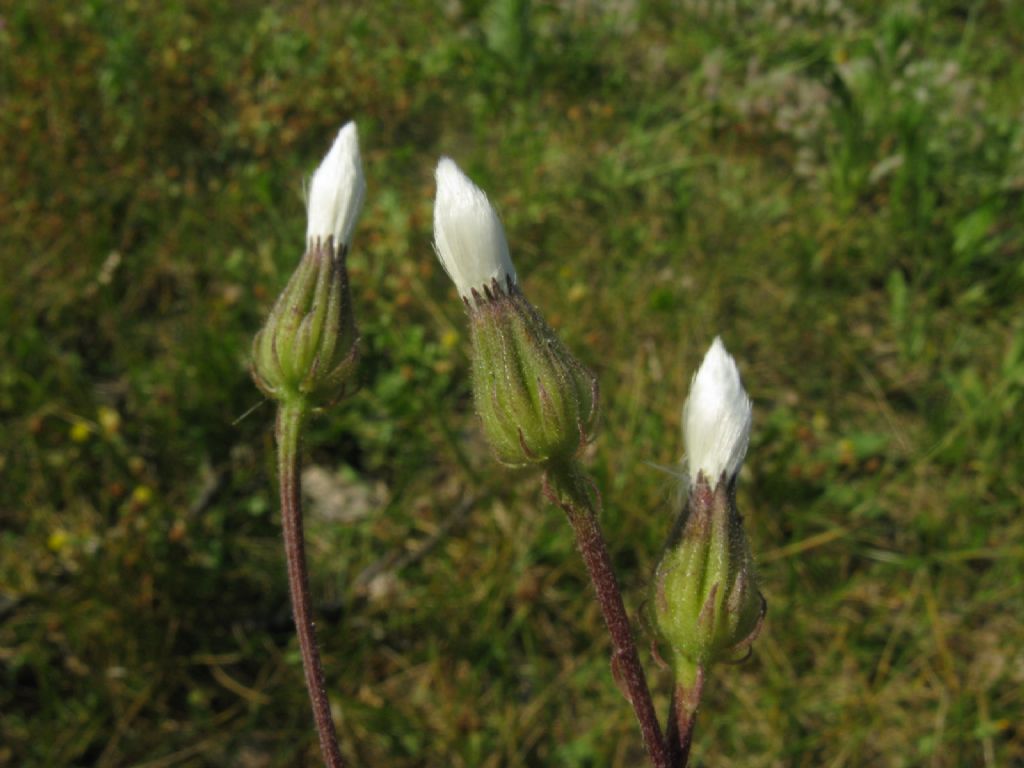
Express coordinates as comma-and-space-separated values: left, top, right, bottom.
2, 1, 1023, 766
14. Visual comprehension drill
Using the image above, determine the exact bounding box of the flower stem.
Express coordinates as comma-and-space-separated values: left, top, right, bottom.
666, 664, 704, 767
545, 461, 669, 768
277, 401, 346, 768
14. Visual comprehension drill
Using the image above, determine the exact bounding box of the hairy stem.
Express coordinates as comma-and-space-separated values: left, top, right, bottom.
666, 664, 705, 767
545, 461, 669, 768
277, 402, 346, 768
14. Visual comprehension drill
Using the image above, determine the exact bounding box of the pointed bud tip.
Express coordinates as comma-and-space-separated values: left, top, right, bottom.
433, 157, 516, 301
682, 336, 752, 485
306, 121, 366, 247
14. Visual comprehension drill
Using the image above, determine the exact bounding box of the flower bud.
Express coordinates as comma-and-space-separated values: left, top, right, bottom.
652, 339, 765, 676
433, 158, 598, 467
252, 123, 365, 407
682, 337, 752, 488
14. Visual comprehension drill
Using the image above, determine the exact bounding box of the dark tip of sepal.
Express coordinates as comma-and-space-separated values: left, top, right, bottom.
517, 427, 539, 461
249, 361, 278, 400
728, 565, 751, 614
720, 592, 767, 665
650, 635, 670, 671
536, 375, 558, 426
270, 329, 284, 375
739, 592, 768, 650
465, 276, 518, 313
691, 471, 716, 508
304, 348, 323, 390
697, 582, 720, 632
487, 276, 514, 301
313, 338, 361, 408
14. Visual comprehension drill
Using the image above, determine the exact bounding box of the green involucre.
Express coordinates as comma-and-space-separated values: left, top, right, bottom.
652, 476, 765, 674
468, 284, 597, 467
251, 239, 358, 408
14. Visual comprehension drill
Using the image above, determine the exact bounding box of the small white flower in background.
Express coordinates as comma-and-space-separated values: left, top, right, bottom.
682, 337, 752, 485
306, 121, 366, 249
433, 157, 517, 301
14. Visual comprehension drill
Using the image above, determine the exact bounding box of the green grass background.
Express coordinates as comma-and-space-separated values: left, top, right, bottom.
2, 1, 1023, 765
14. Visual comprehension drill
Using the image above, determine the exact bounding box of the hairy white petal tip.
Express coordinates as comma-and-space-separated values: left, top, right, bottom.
433, 157, 517, 300
682, 337, 752, 485
306, 121, 366, 247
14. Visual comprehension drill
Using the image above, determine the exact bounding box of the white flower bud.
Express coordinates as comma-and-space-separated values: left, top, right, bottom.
306, 122, 366, 248
682, 337, 752, 485
433, 157, 517, 301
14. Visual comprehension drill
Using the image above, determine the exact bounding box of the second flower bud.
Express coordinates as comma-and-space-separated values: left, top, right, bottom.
433, 158, 598, 467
